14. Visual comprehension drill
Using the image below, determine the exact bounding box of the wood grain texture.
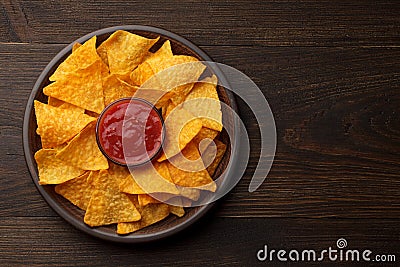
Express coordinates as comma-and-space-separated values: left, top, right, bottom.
0, 0, 399, 46
0, 44, 399, 218
0, 216, 398, 266
0, 1, 399, 263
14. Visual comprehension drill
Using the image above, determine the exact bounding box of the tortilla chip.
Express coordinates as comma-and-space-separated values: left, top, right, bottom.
97, 30, 159, 74
158, 106, 202, 161
34, 149, 85, 185
133, 56, 205, 108
85, 110, 100, 118
169, 84, 194, 106
169, 205, 185, 217
162, 100, 176, 119
178, 187, 201, 201
72, 42, 82, 52
56, 122, 109, 170
117, 197, 170, 234
113, 72, 134, 85
43, 60, 106, 114
47, 96, 65, 107
130, 40, 173, 86
55, 172, 93, 210
192, 127, 219, 154
138, 194, 160, 207
96, 43, 108, 66
150, 40, 173, 60
205, 139, 227, 176
84, 170, 141, 227
167, 196, 193, 207
166, 142, 216, 192
34, 101, 96, 148
119, 174, 145, 194
48, 96, 84, 113
183, 75, 222, 131
103, 74, 138, 106
119, 162, 179, 195
50, 36, 100, 81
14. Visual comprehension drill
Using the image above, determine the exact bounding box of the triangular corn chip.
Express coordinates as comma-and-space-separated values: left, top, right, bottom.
166, 142, 216, 192
130, 40, 173, 86
55, 172, 93, 210
103, 74, 138, 106
34, 149, 85, 185
84, 170, 141, 227
158, 106, 202, 161
48, 96, 84, 113
205, 139, 227, 176
43, 60, 106, 113
119, 162, 179, 195
192, 127, 219, 154
133, 55, 205, 108
169, 205, 185, 217
56, 122, 109, 170
183, 75, 222, 131
72, 42, 82, 52
50, 36, 99, 81
117, 196, 169, 234
97, 30, 159, 74
34, 101, 96, 148
138, 194, 160, 207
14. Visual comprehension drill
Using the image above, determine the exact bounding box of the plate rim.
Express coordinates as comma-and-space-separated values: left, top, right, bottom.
23, 25, 240, 243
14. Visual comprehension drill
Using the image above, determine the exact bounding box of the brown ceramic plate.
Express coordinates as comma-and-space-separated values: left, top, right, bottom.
23, 25, 239, 243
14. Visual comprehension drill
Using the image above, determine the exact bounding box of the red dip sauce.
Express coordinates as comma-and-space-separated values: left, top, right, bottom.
96, 98, 163, 166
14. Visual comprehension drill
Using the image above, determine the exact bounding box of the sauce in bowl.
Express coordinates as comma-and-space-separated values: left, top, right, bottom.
96, 98, 164, 166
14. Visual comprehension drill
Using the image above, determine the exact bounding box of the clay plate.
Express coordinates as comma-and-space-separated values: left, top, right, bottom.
23, 25, 240, 243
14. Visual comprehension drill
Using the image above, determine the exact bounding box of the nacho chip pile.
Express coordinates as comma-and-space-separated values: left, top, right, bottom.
34, 30, 226, 234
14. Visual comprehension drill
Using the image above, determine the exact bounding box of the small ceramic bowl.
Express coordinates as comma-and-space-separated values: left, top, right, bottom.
95, 97, 165, 167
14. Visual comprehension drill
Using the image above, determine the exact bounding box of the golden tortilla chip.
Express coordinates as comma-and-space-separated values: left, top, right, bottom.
133, 56, 205, 108
162, 100, 176, 119
158, 106, 202, 161
108, 162, 132, 183
150, 40, 173, 60
168, 196, 193, 206
183, 75, 222, 131
47, 96, 65, 107
43, 60, 106, 114
96, 43, 108, 66
205, 139, 227, 176
178, 187, 201, 201
192, 127, 219, 154
117, 197, 169, 234
138, 194, 160, 207
50, 36, 100, 81
119, 162, 179, 195
34, 149, 85, 185
169, 85, 194, 106
72, 42, 82, 52
97, 30, 159, 74
103, 74, 138, 106
113, 72, 134, 84
56, 122, 109, 170
166, 141, 216, 192
84, 170, 141, 227
48, 96, 84, 113
55, 172, 93, 210
119, 175, 145, 194
130, 40, 173, 86
34, 101, 96, 148
169, 205, 185, 217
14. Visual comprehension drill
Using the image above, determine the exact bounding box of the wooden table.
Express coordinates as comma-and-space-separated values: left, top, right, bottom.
1, 1, 399, 266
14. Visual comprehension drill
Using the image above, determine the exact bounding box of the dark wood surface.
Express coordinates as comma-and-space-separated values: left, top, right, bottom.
1, 1, 399, 266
